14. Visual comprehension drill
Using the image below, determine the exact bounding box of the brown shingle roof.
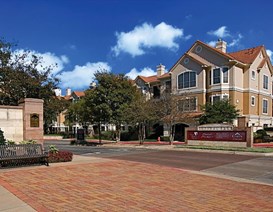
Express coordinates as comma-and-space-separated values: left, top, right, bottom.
158, 72, 171, 79
73, 91, 85, 97
138, 75, 159, 83
228, 46, 264, 64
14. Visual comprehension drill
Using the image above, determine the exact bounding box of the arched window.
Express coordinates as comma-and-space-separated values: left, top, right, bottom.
178, 71, 196, 89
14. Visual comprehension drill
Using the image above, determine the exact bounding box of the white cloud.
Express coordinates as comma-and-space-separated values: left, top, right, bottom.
207, 40, 217, 47
13, 49, 69, 75
207, 26, 243, 48
112, 22, 189, 57
266, 49, 273, 62
125, 67, 157, 80
208, 26, 230, 38
229, 33, 243, 47
58, 62, 111, 89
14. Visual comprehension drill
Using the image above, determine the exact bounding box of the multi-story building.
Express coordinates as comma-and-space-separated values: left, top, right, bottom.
135, 39, 273, 131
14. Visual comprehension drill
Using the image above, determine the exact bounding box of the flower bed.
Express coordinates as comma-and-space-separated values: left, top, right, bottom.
48, 151, 73, 163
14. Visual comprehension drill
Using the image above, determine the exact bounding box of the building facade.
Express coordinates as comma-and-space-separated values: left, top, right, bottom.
135, 40, 273, 130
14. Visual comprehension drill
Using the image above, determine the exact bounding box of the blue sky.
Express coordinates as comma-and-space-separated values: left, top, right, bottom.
1, 0, 273, 91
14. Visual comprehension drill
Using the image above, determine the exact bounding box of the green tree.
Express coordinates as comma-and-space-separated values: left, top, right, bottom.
0, 39, 62, 130
84, 71, 139, 142
44, 97, 70, 134
199, 99, 239, 124
124, 95, 159, 144
65, 98, 90, 130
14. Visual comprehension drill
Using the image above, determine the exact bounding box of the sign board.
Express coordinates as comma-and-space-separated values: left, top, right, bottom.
30, 114, 39, 127
77, 129, 85, 141
187, 130, 246, 142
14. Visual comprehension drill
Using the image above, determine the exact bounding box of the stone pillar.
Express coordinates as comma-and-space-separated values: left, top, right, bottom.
19, 98, 44, 143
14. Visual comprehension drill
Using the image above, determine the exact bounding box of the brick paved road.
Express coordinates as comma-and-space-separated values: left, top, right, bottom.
1, 159, 273, 211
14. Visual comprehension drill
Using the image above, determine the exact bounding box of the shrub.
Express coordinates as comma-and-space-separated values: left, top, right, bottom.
6, 140, 15, 145
93, 131, 114, 140
20, 140, 37, 144
120, 131, 138, 141
48, 151, 73, 163
160, 136, 170, 142
254, 129, 268, 139
0, 129, 6, 145
49, 145, 59, 153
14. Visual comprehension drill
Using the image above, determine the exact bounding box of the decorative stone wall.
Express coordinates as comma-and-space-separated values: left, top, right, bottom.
0, 105, 24, 142
0, 98, 44, 143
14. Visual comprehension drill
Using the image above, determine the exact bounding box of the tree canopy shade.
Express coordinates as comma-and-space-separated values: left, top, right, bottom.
124, 95, 159, 144
199, 99, 240, 124
84, 71, 140, 142
0, 39, 67, 131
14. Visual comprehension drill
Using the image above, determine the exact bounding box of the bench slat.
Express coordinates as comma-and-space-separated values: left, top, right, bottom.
0, 144, 49, 167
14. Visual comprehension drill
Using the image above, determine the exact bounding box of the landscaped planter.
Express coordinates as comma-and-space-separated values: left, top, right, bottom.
48, 151, 73, 163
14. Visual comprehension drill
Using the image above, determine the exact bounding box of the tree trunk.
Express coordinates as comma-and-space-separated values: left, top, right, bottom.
170, 124, 176, 145
98, 122, 102, 143
115, 124, 121, 142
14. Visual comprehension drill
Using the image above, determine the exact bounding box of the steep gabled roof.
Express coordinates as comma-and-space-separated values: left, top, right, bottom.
169, 40, 234, 73
194, 40, 235, 60
229, 46, 264, 64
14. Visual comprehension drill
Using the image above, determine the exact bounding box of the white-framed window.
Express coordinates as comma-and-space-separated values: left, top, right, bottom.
210, 94, 229, 104
263, 75, 269, 90
178, 71, 196, 89
222, 94, 229, 100
211, 67, 229, 85
222, 67, 229, 83
251, 70, 256, 80
178, 97, 197, 112
212, 95, 221, 103
213, 68, 221, 84
251, 96, 255, 106
263, 98, 268, 114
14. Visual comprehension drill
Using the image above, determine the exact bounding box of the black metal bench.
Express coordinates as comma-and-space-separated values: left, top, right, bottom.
0, 144, 49, 167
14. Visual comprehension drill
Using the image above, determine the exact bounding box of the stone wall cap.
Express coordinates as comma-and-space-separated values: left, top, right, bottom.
18, 98, 44, 104
0, 105, 23, 109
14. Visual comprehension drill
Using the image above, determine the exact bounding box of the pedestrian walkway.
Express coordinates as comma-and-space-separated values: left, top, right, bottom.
1, 155, 273, 211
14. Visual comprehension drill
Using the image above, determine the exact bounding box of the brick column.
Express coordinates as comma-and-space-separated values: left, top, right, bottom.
19, 98, 44, 143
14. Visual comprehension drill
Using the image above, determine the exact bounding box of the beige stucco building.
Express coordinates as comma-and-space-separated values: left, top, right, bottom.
135, 40, 273, 130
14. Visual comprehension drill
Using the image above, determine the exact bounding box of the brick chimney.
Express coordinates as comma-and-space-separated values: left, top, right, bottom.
215, 39, 227, 53
157, 64, 165, 77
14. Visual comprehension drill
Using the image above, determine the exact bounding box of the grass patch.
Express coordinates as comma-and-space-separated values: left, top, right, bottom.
175, 145, 273, 153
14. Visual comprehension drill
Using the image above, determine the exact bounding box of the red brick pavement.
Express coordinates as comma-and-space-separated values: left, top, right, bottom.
1, 160, 273, 211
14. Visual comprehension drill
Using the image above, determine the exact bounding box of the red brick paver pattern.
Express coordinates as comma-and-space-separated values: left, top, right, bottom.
1, 160, 273, 211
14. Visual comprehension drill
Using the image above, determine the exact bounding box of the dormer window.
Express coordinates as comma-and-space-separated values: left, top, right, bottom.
178, 71, 196, 89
